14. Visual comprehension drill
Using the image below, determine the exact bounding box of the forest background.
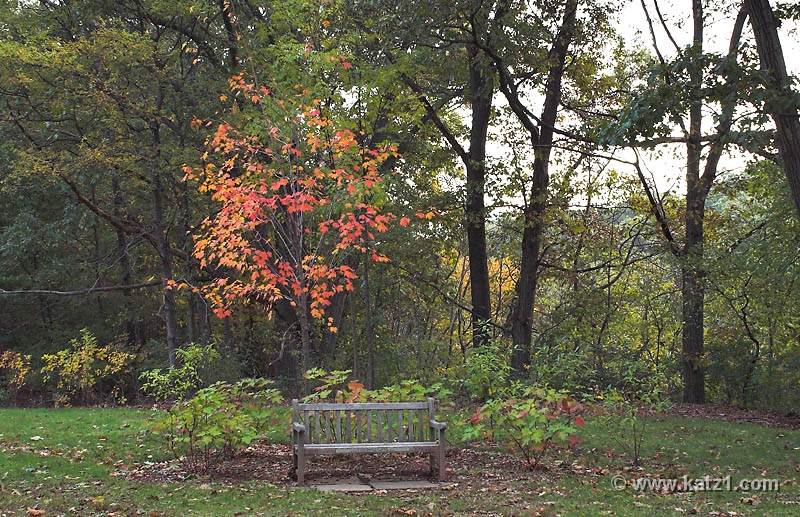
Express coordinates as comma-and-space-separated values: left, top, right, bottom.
0, 0, 798, 414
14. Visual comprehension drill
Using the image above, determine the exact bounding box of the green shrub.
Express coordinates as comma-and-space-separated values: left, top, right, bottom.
156, 378, 283, 473
462, 339, 512, 401
462, 386, 587, 470
300, 368, 452, 403
139, 343, 220, 403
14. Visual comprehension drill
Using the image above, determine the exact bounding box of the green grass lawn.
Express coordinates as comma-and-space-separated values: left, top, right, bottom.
1, 407, 798, 516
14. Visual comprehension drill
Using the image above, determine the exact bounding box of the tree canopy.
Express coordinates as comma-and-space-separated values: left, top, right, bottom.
0, 0, 798, 409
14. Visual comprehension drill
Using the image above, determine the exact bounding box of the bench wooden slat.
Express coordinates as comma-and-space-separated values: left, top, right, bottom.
296, 401, 431, 411
303, 441, 440, 455
292, 397, 446, 485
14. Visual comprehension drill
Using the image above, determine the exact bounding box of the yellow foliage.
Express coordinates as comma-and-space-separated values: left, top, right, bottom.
0, 350, 32, 389
41, 329, 135, 406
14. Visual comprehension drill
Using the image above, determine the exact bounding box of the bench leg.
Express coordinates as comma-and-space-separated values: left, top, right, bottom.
436, 431, 446, 480
292, 443, 307, 485
296, 447, 306, 485
429, 450, 446, 480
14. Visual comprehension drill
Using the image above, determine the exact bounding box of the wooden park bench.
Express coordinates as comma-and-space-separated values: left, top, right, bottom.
291, 397, 447, 485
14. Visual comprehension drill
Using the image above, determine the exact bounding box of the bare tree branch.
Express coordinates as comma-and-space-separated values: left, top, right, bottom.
0, 280, 161, 296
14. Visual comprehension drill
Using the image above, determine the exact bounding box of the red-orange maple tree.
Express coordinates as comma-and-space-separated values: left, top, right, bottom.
186, 75, 398, 373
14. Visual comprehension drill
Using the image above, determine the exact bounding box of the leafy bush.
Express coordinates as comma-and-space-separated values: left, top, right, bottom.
156, 378, 283, 473
370, 379, 452, 402
462, 386, 587, 470
0, 350, 33, 405
0, 350, 32, 390
40, 329, 135, 406
301, 368, 359, 402
139, 343, 220, 403
461, 339, 512, 401
300, 368, 452, 403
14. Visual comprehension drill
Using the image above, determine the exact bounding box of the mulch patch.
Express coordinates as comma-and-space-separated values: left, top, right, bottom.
123, 442, 531, 487
123, 403, 799, 486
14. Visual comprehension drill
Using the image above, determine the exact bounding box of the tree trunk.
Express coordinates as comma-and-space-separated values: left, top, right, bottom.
681, 0, 707, 404
465, 43, 494, 349
744, 0, 800, 219
681, 229, 706, 403
112, 173, 140, 348
298, 292, 312, 393
504, 0, 578, 371
272, 297, 300, 380
150, 116, 180, 369
509, 174, 546, 370
350, 292, 359, 380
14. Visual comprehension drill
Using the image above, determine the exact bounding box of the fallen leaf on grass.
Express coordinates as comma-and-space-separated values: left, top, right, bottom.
26, 510, 45, 517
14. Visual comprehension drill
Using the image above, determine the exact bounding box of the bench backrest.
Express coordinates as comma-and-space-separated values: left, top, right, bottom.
292, 398, 438, 444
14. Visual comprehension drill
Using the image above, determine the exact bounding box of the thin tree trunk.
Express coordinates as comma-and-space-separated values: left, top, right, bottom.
363, 251, 375, 389
150, 117, 180, 369
298, 292, 312, 393
350, 292, 359, 380
112, 173, 139, 348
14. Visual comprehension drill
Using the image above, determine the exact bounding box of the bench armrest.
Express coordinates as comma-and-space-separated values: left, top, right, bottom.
293, 422, 306, 433
429, 420, 447, 430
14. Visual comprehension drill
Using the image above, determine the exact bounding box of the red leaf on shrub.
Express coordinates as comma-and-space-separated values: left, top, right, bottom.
470, 408, 482, 424
575, 415, 585, 427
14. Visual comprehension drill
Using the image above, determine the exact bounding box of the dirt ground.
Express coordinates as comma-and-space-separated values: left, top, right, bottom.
123, 403, 799, 486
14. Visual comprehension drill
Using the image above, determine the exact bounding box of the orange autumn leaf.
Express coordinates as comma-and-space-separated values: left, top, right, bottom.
190, 74, 414, 324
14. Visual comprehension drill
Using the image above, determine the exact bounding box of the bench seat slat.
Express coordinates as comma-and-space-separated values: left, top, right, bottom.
299, 441, 440, 455
296, 402, 430, 411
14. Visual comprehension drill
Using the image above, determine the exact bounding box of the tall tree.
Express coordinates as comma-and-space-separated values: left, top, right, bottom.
607, 0, 768, 402
189, 74, 400, 386
487, 0, 580, 370
347, 0, 623, 365
344, 0, 500, 349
